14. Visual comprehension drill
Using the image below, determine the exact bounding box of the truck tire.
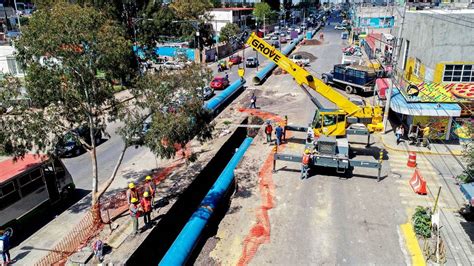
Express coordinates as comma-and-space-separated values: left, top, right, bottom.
322, 76, 328, 84
345, 85, 354, 94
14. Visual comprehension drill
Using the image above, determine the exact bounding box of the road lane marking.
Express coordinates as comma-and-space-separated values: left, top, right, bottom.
400, 222, 426, 266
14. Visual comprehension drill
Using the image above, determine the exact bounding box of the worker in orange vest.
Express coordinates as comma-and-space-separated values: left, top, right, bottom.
140, 192, 152, 227
144, 176, 156, 206
129, 198, 141, 235
126, 182, 140, 204
301, 149, 311, 179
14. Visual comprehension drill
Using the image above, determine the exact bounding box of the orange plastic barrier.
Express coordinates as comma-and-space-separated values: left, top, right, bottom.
409, 169, 427, 195
407, 151, 417, 168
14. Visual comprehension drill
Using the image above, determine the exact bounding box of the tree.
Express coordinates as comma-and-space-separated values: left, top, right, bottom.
131, 64, 214, 159
219, 23, 240, 43
170, 0, 213, 20
253, 2, 272, 24
1, 2, 133, 220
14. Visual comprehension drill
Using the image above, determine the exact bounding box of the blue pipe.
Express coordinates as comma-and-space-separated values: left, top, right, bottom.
253, 34, 305, 85
159, 137, 254, 266
204, 79, 246, 113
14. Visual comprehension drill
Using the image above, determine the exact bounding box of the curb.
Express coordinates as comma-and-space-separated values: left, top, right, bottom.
378, 134, 463, 156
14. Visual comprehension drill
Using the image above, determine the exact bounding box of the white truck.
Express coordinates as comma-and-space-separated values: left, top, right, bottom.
289, 54, 310, 66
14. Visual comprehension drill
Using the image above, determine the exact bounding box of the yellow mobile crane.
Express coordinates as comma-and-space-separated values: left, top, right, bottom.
243, 32, 384, 178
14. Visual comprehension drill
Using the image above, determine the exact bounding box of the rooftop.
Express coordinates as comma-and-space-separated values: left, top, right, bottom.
211, 7, 254, 11
409, 8, 474, 14
0, 154, 48, 184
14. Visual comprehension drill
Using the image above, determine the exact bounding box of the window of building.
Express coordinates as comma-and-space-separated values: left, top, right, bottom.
443, 64, 474, 82
414, 58, 421, 77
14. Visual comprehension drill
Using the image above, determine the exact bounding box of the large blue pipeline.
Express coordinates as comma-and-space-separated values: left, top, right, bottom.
204, 78, 246, 113
253, 34, 305, 85
160, 137, 254, 266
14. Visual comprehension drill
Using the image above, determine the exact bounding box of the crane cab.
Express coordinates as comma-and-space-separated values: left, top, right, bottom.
312, 109, 347, 137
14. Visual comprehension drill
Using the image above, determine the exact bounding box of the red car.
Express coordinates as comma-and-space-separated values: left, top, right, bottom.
210, 76, 230, 90
228, 55, 242, 65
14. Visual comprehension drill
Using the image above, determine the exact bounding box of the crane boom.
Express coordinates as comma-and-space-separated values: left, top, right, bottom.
245, 32, 383, 134
246, 32, 362, 116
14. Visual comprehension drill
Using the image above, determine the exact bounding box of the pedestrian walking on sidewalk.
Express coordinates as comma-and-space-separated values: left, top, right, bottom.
141, 192, 153, 227
275, 124, 283, 146
129, 198, 141, 235
1, 229, 12, 265
126, 182, 140, 205
301, 149, 311, 179
144, 176, 156, 205
395, 125, 403, 145
264, 121, 273, 143
249, 93, 257, 109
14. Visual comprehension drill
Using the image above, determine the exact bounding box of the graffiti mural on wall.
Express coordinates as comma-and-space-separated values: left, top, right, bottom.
412, 116, 449, 140
403, 82, 474, 103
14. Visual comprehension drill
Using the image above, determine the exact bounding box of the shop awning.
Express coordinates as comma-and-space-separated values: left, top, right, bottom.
391, 89, 462, 117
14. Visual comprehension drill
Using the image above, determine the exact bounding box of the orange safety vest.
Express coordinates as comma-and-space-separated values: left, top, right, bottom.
145, 182, 155, 197
140, 198, 152, 213
302, 154, 311, 165
128, 189, 140, 202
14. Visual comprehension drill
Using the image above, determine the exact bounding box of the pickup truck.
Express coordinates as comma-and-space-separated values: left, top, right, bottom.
322, 64, 378, 94
290, 54, 310, 66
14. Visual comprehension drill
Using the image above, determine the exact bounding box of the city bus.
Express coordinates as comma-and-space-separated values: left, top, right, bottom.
0, 154, 75, 234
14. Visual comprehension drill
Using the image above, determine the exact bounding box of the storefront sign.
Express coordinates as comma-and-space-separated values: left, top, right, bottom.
358, 17, 394, 28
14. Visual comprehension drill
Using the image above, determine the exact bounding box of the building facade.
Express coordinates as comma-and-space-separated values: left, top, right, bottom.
208, 7, 254, 34
389, 8, 474, 141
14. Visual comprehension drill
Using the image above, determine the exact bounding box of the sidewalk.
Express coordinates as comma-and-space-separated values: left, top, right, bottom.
379, 122, 465, 156
10, 148, 160, 265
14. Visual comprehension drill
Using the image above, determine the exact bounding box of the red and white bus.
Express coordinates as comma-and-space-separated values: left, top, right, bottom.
0, 154, 75, 230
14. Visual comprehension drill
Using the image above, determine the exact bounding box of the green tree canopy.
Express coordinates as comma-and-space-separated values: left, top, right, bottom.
170, 0, 213, 20
219, 23, 240, 43
1, 2, 133, 214
253, 2, 272, 23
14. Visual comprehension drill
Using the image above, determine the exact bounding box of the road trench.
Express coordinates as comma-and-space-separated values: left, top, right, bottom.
127, 116, 264, 265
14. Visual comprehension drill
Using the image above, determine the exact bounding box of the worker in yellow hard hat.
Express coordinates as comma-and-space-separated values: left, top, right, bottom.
140, 191, 153, 227
301, 149, 312, 179
126, 182, 139, 204
129, 197, 141, 235
144, 175, 156, 207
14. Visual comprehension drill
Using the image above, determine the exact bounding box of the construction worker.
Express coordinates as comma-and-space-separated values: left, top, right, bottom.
422, 124, 430, 147
141, 192, 153, 227
126, 182, 140, 205
144, 176, 156, 205
129, 198, 141, 235
275, 123, 283, 146
301, 149, 311, 179
264, 121, 273, 143
249, 93, 257, 109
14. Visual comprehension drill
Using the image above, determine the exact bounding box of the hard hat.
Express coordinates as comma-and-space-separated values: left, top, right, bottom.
304, 149, 310, 154
131, 198, 138, 203
128, 183, 135, 189
145, 175, 152, 181
143, 191, 149, 197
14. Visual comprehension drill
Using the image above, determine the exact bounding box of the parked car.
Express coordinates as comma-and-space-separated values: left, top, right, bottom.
162, 61, 185, 70
210, 76, 230, 90
280, 37, 287, 44
55, 125, 103, 157
245, 57, 259, 68
272, 41, 280, 48
197, 86, 215, 100
271, 35, 279, 40
290, 54, 310, 66
228, 55, 242, 65
334, 24, 347, 30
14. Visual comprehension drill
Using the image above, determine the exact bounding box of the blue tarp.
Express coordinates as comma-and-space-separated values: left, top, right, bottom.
390, 89, 462, 117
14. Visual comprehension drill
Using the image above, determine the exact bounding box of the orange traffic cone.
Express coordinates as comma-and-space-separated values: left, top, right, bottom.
407, 151, 417, 168
409, 169, 427, 195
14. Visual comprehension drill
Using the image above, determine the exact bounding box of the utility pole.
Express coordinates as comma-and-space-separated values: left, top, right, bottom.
383, 3, 406, 134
